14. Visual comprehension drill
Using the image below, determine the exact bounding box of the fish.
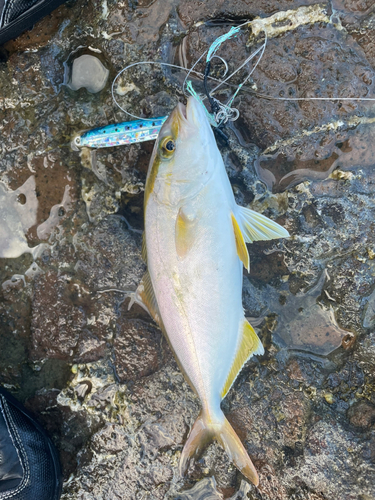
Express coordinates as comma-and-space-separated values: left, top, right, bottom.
129, 96, 290, 485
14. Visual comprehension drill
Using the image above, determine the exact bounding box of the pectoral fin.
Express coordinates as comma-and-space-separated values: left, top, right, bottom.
221, 318, 264, 399
128, 271, 162, 326
175, 208, 196, 259
237, 205, 290, 243
231, 213, 250, 271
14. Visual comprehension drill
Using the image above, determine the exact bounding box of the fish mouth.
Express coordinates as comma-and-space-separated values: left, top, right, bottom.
174, 97, 211, 132
176, 102, 189, 124
176, 99, 202, 128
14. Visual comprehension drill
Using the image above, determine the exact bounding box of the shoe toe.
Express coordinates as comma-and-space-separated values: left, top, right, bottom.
0, 388, 62, 500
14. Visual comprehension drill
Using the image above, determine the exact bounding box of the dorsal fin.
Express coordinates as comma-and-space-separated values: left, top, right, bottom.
237, 205, 290, 243
221, 318, 264, 399
231, 213, 250, 271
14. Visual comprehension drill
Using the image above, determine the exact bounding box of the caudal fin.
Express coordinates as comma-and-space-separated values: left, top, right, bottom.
179, 409, 259, 486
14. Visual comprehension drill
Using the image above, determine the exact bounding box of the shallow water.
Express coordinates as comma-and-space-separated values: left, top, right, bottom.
1, 0, 375, 499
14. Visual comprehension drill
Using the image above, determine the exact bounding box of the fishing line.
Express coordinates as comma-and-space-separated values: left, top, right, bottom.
111, 21, 266, 125
111, 60, 225, 121
111, 20, 375, 128
187, 19, 375, 124
186, 20, 268, 126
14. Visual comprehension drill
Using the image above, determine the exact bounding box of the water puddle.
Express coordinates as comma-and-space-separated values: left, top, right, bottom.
0, 176, 38, 258
63, 47, 109, 94
363, 288, 375, 329
255, 120, 375, 193
0, 161, 76, 290
176, 476, 251, 500
272, 270, 355, 356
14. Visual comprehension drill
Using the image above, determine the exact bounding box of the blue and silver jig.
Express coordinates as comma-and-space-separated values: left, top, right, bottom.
74, 116, 167, 149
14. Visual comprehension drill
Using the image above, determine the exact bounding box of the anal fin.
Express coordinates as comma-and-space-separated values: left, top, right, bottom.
231, 213, 250, 271
221, 318, 264, 399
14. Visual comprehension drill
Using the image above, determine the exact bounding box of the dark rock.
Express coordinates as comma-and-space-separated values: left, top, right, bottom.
114, 317, 164, 382
348, 401, 375, 429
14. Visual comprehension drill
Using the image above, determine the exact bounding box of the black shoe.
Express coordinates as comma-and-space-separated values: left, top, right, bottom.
0, 387, 62, 500
0, 0, 67, 45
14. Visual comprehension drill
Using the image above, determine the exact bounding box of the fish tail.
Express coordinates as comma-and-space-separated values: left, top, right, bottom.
179, 408, 259, 486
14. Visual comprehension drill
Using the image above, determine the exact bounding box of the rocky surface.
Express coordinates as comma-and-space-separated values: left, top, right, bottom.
1, 0, 375, 498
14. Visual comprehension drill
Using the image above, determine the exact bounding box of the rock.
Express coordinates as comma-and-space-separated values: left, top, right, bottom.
348, 401, 375, 429
1, 0, 375, 498
114, 316, 165, 382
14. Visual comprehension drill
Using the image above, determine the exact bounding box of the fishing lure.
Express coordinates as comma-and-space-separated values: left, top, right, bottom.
73, 116, 167, 149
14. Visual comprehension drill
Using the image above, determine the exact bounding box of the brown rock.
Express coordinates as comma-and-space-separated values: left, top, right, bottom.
114, 316, 163, 382
348, 401, 375, 429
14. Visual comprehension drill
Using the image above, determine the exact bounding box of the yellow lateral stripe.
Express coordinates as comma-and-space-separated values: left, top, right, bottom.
141, 232, 147, 263
231, 213, 250, 271
221, 319, 263, 399
144, 155, 160, 210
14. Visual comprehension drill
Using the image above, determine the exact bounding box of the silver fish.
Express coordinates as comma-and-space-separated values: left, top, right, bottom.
130, 96, 289, 485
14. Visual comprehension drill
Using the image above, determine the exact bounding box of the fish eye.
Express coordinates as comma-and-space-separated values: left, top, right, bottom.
165, 140, 175, 151
160, 137, 176, 157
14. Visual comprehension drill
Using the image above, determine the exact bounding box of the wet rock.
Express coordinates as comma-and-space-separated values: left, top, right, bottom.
177, 0, 320, 26
290, 419, 374, 499
256, 463, 288, 500
73, 216, 144, 290
363, 288, 375, 329
348, 401, 375, 429
30, 270, 87, 360
270, 271, 354, 356
114, 316, 165, 382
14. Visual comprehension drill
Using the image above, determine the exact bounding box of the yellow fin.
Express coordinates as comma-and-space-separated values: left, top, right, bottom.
231, 213, 250, 271
180, 408, 259, 486
237, 205, 290, 243
221, 318, 264, 399
175, 208, 195, 259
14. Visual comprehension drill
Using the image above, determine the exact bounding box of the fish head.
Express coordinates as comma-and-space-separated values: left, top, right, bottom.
145, 96, 220, 207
